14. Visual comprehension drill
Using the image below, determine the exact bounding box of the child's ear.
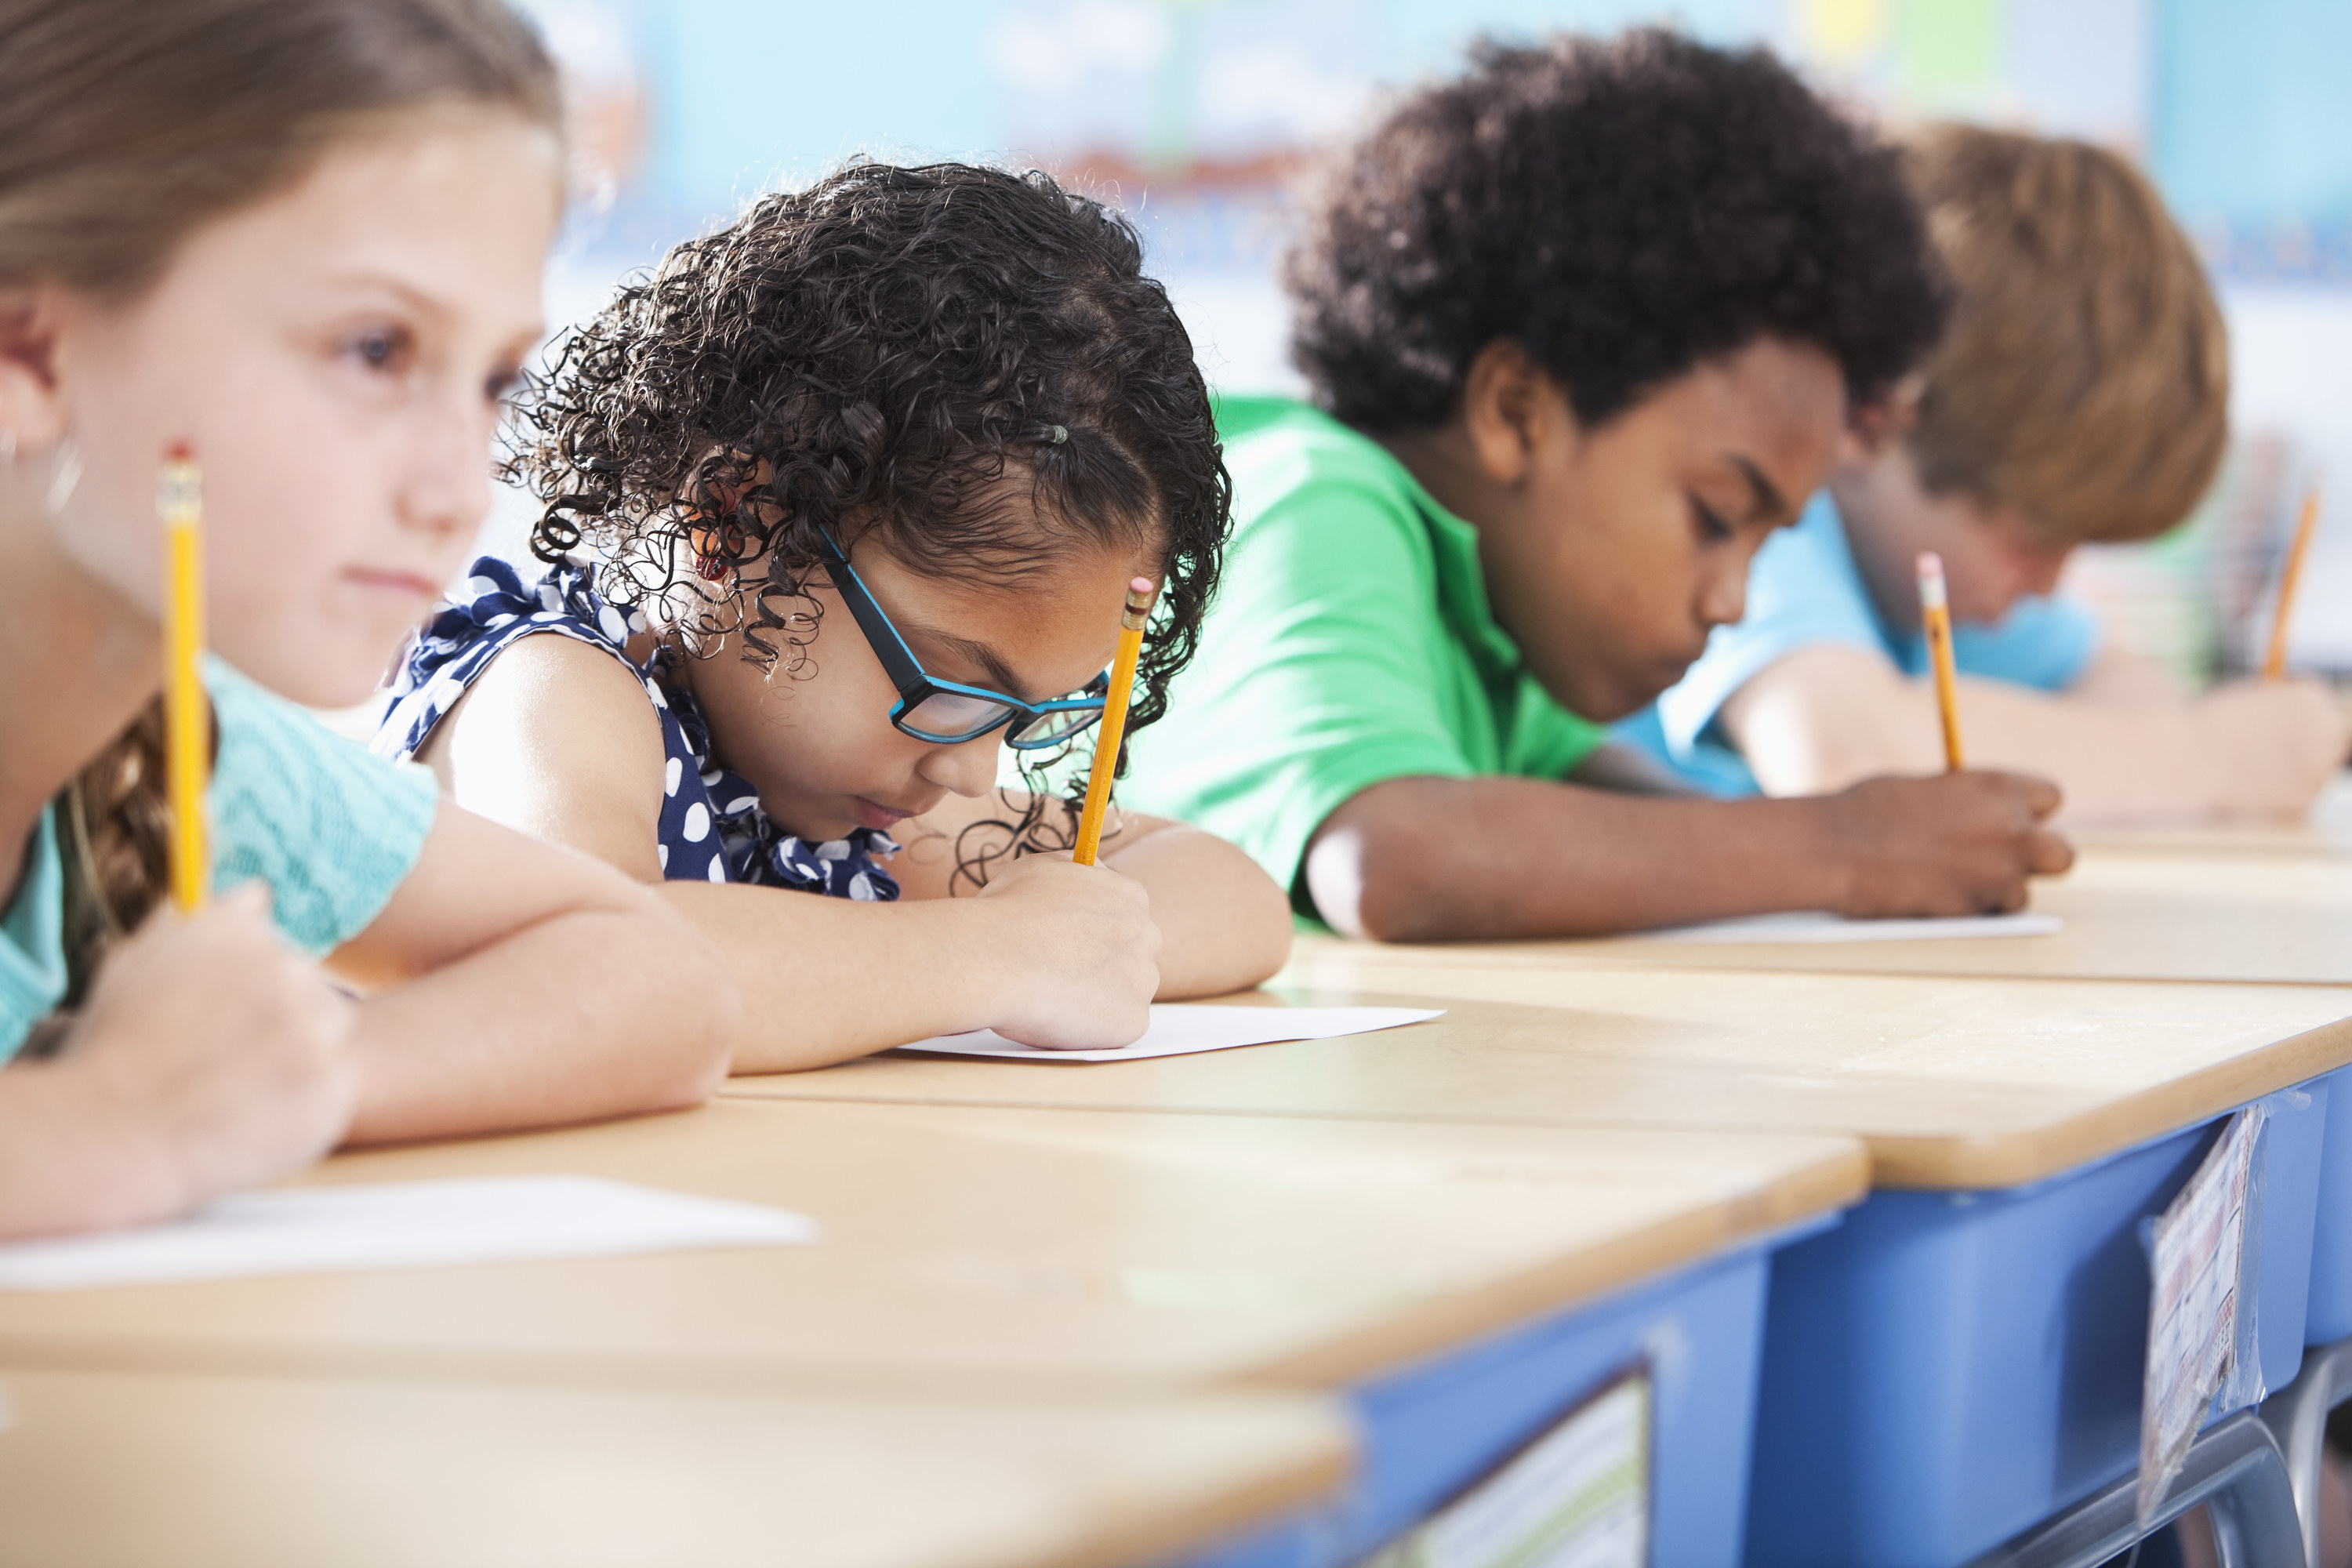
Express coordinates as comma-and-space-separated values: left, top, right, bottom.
1459, 339, 1552, 488
0, 285, 71, 452
1840, 372, 1925, 466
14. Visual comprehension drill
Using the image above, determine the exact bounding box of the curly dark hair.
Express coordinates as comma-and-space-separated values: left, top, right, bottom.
1287, 28, 1948, 433
507, 159, 1230, 885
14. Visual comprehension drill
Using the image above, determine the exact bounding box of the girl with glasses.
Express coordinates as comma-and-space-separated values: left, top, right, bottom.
375, 160, 1292, 1071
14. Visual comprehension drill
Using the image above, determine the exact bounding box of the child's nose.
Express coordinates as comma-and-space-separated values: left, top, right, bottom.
1699, 557, 1748, 628
920, 735, 1000, 798
398, 395, 495, 540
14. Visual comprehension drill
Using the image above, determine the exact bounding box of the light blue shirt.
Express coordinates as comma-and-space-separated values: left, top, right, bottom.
0, 656, 441, 1061
1618, 492, 2102, 794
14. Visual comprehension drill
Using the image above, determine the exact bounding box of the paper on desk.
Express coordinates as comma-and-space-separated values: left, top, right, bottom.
1628, 910, 2061, 945
0, 1175, 817, 1292
893, 1004, 1444, 1063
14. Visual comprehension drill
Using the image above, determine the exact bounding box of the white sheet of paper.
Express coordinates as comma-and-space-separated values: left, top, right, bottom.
894, 1004, 1445, 1063
1626, 910, 2061, 945
0, 1176, 817, 1293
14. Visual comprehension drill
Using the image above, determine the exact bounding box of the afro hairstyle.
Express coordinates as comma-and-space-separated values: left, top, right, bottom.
1286, 28, 1949, 433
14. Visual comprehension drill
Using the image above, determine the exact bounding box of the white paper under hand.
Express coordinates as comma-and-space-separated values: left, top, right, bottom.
1628, 910, 2061, 945
894, 1004, 1445, 1063
0, 1175, 817, 1292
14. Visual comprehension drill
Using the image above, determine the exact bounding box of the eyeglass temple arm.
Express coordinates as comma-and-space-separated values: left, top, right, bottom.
814, 528, 927, 695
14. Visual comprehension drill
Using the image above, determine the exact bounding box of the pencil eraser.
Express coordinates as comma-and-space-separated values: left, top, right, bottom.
1917, 552, 1947, 610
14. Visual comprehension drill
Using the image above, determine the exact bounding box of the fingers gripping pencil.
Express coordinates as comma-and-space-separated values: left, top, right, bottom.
158, 444, 210, 911
1072, 578, 1158, 867
1918, 551, 1965, 773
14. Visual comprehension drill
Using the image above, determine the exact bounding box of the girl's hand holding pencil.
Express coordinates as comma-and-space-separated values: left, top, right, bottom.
969, 573, 1164, 1053
971, 855, 1160, 1051
43, 883, 360, 1227
5, 446, 368, 1229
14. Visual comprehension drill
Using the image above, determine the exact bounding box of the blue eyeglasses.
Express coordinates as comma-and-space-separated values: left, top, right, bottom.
815, 528, 1111, 748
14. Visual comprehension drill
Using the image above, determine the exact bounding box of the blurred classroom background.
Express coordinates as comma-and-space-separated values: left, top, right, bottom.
510, 0, 2352, 681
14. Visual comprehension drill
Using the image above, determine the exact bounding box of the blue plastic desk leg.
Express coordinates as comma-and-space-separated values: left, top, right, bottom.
1961, 1413, 2305, 1568
2260, 1336, 2352, 1568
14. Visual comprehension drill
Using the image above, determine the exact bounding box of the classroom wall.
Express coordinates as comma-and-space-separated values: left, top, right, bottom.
507, 0, 2352, 667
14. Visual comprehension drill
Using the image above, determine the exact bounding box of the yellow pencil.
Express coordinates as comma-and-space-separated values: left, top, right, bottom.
158, 444, 209, 912
1918, 551, 1965, 772
2265, 488, 2322, 681
1072, 576, 1158, 866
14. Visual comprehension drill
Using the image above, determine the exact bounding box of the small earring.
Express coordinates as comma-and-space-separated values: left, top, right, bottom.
43, 438, 82, 515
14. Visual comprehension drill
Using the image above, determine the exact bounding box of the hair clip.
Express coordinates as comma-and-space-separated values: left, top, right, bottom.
690, 518, 747, 583
1051, 425, 1069, 445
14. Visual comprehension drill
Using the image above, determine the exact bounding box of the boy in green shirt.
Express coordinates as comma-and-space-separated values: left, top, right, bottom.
1125, 31, 2074, 938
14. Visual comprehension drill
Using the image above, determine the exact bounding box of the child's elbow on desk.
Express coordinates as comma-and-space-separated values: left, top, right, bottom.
1103, 822, 1295, 996
1300, 782, 1463, 945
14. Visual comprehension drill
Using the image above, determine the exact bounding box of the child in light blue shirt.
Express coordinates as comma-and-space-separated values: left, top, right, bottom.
0, 0, 735, 1241
1621, 125, 2346, 819
1621, 492, 2100, 794
0, 659, 440, 1061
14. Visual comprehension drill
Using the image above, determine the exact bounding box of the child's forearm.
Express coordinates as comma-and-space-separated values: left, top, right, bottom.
1304, 769, 2071, 942
1103, 826, 1293, 996
1951, 677, 2346, 821
1742, 665, 2210, 811
1726, 646, 2346, 820
1306, 775, 1851, 941
1931, 680, 2208, 818
1842, 677, 2332, 821
662, 885, 1069, 1074
341, 902, 735, 1144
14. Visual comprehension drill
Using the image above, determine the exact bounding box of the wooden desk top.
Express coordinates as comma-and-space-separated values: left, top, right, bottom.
727, 975, 2352, 1189
1280, 849, 2352, 985
0, 1367, 1348, 1568
0, 1100, 1861, 1398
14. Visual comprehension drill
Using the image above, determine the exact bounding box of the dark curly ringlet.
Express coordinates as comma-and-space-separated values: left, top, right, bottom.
1287, 28, 1949, 433
507, 159, 1231, 887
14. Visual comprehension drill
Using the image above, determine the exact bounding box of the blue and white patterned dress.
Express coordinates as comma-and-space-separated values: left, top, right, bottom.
372, 555, 898, 901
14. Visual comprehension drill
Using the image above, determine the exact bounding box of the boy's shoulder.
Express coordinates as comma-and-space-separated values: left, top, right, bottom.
1218, 397, 1414, 493
1214, 395, 1436, 545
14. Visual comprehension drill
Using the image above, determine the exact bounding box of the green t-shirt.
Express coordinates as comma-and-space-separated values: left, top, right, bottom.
0, 656, 442, 1061
1123, 397, 1607, 924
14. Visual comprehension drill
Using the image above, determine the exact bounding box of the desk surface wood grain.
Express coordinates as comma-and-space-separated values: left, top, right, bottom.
725, 971, 2352, 1189
1266, 850, 2352, 985
0, 1366, 1348, 1568
0, 1099, 1860, 1397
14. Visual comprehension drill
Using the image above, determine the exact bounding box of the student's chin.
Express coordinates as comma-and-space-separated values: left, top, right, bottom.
1579, 666, 1687, 723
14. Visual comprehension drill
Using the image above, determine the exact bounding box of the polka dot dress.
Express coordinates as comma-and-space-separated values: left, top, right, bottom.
372, 555, 899, 901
